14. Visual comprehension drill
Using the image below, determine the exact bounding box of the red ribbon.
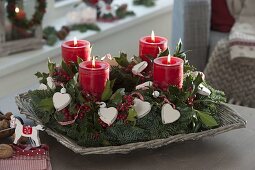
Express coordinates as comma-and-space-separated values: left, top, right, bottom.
11, 144, 49, 157
56, 106, 81, 126
131, 92, 144, 101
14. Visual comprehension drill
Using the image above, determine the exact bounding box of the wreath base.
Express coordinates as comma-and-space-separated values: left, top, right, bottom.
16, 93, 246, 155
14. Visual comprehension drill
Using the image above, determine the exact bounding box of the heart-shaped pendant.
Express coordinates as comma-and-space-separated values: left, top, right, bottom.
96, 102, 107, 108
98, 107, 118, 126
161, 104, 180, 124
132, 61, 148, 76
38, 83, 47, 90
197, 84, 211, 96
46, 77, 56, 90
133, 98, 151, 118
101, 54, 118, 66
53, 88, 71, 111
136, 81, 153, 90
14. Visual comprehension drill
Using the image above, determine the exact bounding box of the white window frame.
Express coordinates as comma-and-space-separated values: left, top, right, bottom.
43, 0, 81, 27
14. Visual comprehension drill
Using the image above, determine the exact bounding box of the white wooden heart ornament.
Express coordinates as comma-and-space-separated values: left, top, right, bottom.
46, 77, 56, 90
133, 98, 151, 118
197, 84, 211, 96
101, 54, 118, 66
38, 77, 56, 90
132, 61, 148, 76
53, 87, 71, 111
38, 83, 47, 90
96, 102, 107, 108
161, 104, 180, 124
98, 107, 118, 126
136, 81, 153, 90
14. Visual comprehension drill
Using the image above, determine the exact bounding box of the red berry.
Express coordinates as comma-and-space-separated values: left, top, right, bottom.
188, 87, 193, 93
64, 113, 69, 118
93, 132, 100, 140
98, 118, 108, 128
68, 116, 73, 120
117, 114, 127, 120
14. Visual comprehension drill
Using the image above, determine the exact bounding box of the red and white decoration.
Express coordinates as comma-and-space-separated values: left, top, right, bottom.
10, 116, 44, 147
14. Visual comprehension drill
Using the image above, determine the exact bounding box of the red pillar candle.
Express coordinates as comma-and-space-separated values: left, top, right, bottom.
153, 56, 184, 90
79, 58, 110, 99
139, 31, 168, 63
62, 37, 91, 64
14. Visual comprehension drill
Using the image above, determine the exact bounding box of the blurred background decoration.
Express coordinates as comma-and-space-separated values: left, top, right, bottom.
0, 0, 46, 56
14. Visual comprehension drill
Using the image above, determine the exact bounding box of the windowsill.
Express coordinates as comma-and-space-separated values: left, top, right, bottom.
0, 0, 173, 78
54, 0, 80, 8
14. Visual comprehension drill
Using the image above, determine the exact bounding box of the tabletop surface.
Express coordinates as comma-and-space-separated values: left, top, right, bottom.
0, 89, 255, 170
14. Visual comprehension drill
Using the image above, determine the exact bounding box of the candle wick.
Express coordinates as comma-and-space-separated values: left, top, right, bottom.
167, 54, 171, 64
92, 56, 96, 68
73, 37, 78, 46
151, 30, 155, 42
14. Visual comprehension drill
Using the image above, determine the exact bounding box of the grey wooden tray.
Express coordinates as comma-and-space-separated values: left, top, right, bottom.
15, 93, 246, 155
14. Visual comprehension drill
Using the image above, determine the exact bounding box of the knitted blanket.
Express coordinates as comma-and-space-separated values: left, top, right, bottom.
204, 39, 255, 108
227, 0, 255, 62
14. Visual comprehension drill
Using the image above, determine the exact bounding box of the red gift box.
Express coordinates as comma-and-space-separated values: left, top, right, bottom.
0, 144, 52, 170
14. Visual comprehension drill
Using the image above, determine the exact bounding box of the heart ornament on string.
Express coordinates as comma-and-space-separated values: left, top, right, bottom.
38, 77, 56, 90
98, 107, 118, 126
101, 54, 118, 66
161, 104, 180, 124
133, 98, 151, 118
132, 61, 148, 76
53, 87, 71, 111
197, 84, 211, 96
136, 81, 153, 90
46, 77, 56, 90
38, 83, 47, 90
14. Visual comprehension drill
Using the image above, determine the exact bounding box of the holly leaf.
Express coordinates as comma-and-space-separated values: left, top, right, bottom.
35, 72, 48, 84
132, 55, 142, 63
35, 72, 43, 78
110, 88, 125, 104
110, 79, 116, 89
101, 80, 113, 101
175, 39, 182, 54
196, 110, 218, 128
77, 57, 84, 65
38, 98, 54, 113
68, 103, 78, 115
158, 48, 170, 58
73, 73, 79, 84
168, 85, 183, 102
48, 59, 56, 75
61, 61, 73, 76
143, 55, 154, 62
115, 53, 129, 67
77, 91, 85, 103
127, 107, 137, 122
183, 75, 194, 99
192, 74, 203, 96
